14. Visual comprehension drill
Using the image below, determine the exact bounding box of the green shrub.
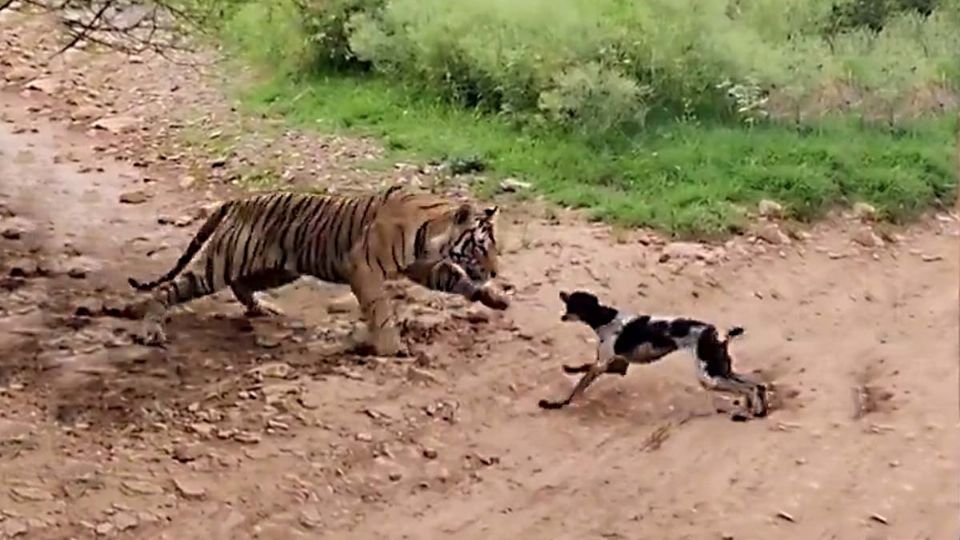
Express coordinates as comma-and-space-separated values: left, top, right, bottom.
299, 0, 386, 71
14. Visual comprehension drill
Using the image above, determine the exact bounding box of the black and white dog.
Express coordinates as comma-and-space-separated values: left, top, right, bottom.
538, 290, 769, 419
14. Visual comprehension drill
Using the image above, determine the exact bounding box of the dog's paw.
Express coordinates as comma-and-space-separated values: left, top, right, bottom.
538, 398, 566, 410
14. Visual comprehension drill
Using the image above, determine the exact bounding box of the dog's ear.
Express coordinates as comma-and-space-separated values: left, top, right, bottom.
559, 291, 569, 302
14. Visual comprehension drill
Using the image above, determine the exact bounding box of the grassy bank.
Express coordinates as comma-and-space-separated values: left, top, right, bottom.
212, 0, 956, 236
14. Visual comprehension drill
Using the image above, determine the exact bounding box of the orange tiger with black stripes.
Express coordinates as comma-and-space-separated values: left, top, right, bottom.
126, 185, 508, 355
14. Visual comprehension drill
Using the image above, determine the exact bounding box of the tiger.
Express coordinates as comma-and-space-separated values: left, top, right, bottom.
125, 185, 508, 356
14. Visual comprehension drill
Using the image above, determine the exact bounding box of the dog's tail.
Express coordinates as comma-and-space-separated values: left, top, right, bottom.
724, 326, 745, 342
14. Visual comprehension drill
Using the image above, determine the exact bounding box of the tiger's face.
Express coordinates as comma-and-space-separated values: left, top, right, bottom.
449, 205, 500, 283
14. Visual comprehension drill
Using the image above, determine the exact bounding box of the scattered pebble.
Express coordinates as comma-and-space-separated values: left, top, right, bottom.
776, 510, 796, 523
852, 202, 877, 221
172, 443, 205, 463
422, 447, 439, 460
498, 178, 532, 192
758, 199, 783, 218
172, 477, 207, 500
407, 366, 441, 385
299, 508, 323, 529
756, 224, 790, 245
120, 479, 164, 496
3, 518, 29, 538
10, 485, 53, 502
869, 513, 889, 525
118, 190, 150, 204
113, 512, 139, 531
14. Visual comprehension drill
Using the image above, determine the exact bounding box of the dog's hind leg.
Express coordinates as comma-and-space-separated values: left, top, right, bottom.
696, 363, 768, 418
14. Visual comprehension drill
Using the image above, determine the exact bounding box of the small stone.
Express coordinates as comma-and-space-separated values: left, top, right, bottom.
8, 257, 39, 278
113, 512, 138, 531
299, 508, 323, 529
758, 199, 783, 218
498, 178, 532, 192
173, 215, 194, 227
67, 266, 88, 279
776, 510, 796, 523
95, 522, 114, 536
406, 366, 441, 385
756, 224, 790, 245
422, 447, 438, 460
10, 485, 53, 502
254, 333, 287, 349
250, 361, 292, 379
852, 202, 877, 221
172, 477, 207, 500
355, 432, 373, 442
24, 77, 60, 94
71, 105, 102, 122
852, 228, 884, 248
660, 242, 714, 262
172, 443, 205, 463
869, 513, 889, 525
120, 479, 164, 496
232, 431, 261, 444
327, 294, 358, 314
2, 226, 22, 240
921, 254, 942, 262
464, 306, 490, 324
388, 472, 402, 482
179, 175, 197, 189
4, 66, 35, 82
189, 422, 215, 438
91, 116, 138, 134
119, 191, 150, 205
3, 518, 28, 537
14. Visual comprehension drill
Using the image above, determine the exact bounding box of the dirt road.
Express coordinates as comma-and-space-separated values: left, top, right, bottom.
1, 9, 958, 540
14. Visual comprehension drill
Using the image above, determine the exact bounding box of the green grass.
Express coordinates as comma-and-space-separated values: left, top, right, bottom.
236, 72, 956, 237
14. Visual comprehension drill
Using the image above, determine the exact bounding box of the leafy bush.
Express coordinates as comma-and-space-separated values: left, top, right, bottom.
222, 0, 959, 133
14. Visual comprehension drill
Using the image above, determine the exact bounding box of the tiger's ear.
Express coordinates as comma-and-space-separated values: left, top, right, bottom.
454, 203, 475, 225
483, 206, 499, 220
559, 291, 570, 302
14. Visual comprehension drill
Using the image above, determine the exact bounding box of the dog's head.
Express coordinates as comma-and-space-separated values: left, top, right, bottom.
558, 290, 601, 323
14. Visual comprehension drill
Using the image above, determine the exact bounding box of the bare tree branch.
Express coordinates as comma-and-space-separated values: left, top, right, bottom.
6, 0, 223, 67
50, 0, 113, 58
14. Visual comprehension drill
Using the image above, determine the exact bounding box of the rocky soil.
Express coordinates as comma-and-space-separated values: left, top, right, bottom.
1, 7, 958, 540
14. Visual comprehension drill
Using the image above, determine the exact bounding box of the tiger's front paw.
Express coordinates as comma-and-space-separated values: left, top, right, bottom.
473, 287, 510, 310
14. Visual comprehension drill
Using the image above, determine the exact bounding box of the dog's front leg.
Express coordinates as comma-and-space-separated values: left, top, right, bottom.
540, 348, 614, 409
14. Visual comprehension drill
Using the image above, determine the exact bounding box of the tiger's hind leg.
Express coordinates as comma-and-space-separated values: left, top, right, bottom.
230, 270, 300, 318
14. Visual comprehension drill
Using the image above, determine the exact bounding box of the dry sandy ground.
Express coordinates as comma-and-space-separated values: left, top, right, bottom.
1, 8, 959, 540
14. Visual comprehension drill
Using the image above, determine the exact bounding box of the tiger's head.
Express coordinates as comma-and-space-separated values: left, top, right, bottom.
448, 204, 500, 283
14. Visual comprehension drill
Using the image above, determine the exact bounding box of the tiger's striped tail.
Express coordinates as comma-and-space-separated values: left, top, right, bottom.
127, 202, 233, 291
